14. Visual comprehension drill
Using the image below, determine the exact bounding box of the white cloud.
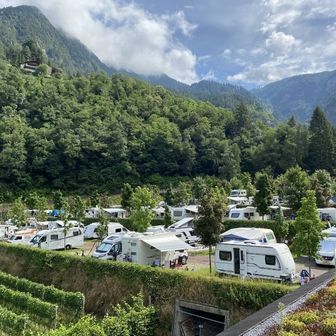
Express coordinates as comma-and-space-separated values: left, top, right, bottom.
228, 0, 336, 84
1, 0, 199, 84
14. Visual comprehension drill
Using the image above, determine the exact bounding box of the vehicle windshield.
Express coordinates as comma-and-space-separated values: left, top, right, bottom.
30, 234, 42, 244
96, 242, 113, 253
319, 240, 336, 252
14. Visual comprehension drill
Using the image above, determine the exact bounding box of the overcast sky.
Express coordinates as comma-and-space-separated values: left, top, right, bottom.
3, 0, 336, 87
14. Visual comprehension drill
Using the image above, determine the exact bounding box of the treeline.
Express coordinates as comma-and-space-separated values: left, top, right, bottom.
0, 57, 335, 193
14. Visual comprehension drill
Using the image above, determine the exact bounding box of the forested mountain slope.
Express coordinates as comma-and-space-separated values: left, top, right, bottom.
0, 5, 110, 74
0, 56, 334, 192
143, 76, 274, 124
253, 70, 336, 125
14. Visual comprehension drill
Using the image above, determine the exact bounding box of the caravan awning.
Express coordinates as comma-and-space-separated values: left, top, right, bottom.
142, 235, 191, 252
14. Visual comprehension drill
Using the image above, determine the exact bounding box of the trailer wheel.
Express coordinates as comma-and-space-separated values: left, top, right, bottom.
181, 256, 187, 265
65, 244, 71, 250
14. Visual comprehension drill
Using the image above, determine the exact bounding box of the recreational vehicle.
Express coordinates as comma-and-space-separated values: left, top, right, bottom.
84, 222, 129, 239
219, 228, 277, 244
92, 233, 191, 267
315, 237, 336, 266
215, 240, 295, 282
30, 227, 84, 250
7, 228, 37, 245
228, 207, 269, 221
167, 218, 200, 246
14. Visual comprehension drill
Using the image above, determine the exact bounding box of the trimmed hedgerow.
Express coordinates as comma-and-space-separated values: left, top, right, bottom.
0, 271, 84, 315
0, 284, 57, 322
0, 304, 28, 335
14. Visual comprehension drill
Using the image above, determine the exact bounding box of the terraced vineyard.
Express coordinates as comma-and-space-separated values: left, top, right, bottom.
0, 271, 85, 335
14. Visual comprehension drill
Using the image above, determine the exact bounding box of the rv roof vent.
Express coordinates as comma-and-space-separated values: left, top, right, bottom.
242, 240, 259, 245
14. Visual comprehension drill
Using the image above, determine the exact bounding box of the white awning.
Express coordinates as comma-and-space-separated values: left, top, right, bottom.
142, 235, 191, 252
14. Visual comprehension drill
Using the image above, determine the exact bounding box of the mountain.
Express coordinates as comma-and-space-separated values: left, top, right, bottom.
253, 70, 336, 125
0, 5, 110, 74
142, 75, 275, 124
0, 5, 274, 124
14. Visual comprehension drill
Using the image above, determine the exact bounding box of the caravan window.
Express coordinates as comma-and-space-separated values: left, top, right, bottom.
50, 234, 58, 241
231, 213, 240, 218
219, 251, 232, 261
266, 232, 275, 241
73, 230, 80, 236
115, 228, 122, 233
265, 255, 276, 265
173, 211, 183, 217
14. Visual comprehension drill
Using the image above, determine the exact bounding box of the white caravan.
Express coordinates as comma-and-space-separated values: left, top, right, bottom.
30, 227, 84, 250
84, 222, 129, 239
7, 228, 37, 245
92, 233, 191, 267
219, 228, 277, 244
315, 237, 336, 266
228, 207, 269, 221
215, 240, 295, 282
167, 218, 200, 246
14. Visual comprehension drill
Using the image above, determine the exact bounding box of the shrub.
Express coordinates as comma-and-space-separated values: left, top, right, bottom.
47, 316, 106, 336
278, 331, 299, 336
0, 284, 57, 322
282, 318, 306, 333
322, 318, 336, 336
101, 316, 130, 336
0, 271, 84, 315
0, 304, 28, 335
290, 311, 319, 324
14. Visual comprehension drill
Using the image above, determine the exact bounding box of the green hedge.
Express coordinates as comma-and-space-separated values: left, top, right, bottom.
0, 284, 57, 322
224, 219, 295, 241
0, 305, 28, 335
0, 243, 294, 335
0, 271, 84, 315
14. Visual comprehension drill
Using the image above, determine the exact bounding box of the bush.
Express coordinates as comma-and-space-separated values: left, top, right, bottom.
0, 271, 84, 315
322, 318, 336, 336
101, 316, 130, 336
0, 304, 27, 335
282, 318, 306, 333
278, 331, 299, 336
290, 311, 319, 324
47, 316, 106, 336
0, 284, 57, 322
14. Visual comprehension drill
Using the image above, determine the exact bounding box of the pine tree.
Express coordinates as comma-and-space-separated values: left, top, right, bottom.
254, 172, 272, 220
307, 107, 334, 174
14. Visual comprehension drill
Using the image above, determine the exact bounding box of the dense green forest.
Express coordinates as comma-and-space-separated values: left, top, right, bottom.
0, 46, 335, 194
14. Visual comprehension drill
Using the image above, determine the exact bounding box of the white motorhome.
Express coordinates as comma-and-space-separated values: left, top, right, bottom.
84, 222, 129, 239
315, 237, 336, 266
92, 233, 191, 267
219, 228, 277, 244
215, 240, 295, 282
30, 227, 84, 250
7, 228, 37, 245
85, 207, 127, 219
228, 207, 269, 221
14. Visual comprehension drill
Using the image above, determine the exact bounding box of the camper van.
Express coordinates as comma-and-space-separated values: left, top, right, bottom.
215, 240, 295, 282
219, 228, 277, 244
315, 237, 336, 266
84, 222, 129, 239
228, 207, 269, 221
92, 233, 191, 267
7, 228, 37, 245
30, 227, 84, 250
